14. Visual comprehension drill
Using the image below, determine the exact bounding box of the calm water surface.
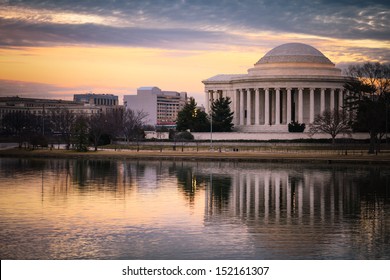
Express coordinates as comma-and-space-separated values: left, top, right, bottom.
0, 158, 389, 259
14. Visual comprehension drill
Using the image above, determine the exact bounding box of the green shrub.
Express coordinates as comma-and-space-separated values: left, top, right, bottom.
176, 131, 194, 141
288, 121, 306, 132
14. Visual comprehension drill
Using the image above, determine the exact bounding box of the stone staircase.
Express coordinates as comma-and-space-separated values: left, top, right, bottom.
235, 124, 289, 133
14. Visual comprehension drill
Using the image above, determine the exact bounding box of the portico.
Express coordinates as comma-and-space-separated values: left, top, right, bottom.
203, 43, 348, 132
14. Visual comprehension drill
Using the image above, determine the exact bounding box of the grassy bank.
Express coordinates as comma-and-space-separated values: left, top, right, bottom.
1, 146, 390, 165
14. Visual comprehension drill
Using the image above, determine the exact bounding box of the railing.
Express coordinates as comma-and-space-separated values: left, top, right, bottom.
104, 141, 390, 155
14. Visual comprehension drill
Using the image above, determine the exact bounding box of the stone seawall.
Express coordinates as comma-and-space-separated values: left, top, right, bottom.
144, 131, 370, 141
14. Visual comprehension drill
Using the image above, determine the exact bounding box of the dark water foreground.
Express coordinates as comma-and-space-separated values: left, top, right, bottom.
0, 158, 389, 259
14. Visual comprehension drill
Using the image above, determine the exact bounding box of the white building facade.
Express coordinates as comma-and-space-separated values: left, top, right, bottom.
124, 87, 187, 127
203, 43, 350, 132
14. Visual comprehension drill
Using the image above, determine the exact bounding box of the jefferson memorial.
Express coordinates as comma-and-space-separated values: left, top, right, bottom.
203, 43, 348, 133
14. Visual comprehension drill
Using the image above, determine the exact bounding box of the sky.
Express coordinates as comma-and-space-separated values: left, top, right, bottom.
0, 0, 389, 106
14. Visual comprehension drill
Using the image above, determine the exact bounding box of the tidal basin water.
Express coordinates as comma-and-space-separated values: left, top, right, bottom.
0, 158, 389, 260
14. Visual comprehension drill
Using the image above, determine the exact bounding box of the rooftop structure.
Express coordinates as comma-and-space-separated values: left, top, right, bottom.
74, 93, 119, 106
123, 87, 187, 127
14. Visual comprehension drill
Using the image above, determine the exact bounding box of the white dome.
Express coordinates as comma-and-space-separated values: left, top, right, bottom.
248, 43, 340, 77
256, 43, 333, 65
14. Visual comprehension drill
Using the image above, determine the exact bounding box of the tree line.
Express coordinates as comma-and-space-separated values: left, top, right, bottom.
309, 62, 390, 153
176, 95, 234, 132
0, 108, 148, 151
0, 95, 234, 151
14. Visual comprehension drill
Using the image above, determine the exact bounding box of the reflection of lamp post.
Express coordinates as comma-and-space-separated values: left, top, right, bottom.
206, 172, 213, 212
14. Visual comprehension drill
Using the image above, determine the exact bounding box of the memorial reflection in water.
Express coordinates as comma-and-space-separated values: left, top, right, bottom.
0, 158, 389, 259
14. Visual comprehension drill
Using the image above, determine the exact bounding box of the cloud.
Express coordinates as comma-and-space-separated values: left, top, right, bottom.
0, 79, 79, 99
0, 79, 139, 104
0, 17, 248, 50
1, 0, 389, 49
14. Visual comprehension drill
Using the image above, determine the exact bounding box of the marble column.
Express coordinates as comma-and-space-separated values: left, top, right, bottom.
235, 89, 240, 125
264, 88, 270, 125
275, 88, 280, 125
255, 88, 260, 125
330, 88, 335, 112
320, 88, 326, 114
206, 90, 210, 113
287, 88, 292, 124
338, 89, 344, 110
298, 88, 303, 123
239, 89, 245, 126
310, 88, 315, 123
246, 89, 251, 125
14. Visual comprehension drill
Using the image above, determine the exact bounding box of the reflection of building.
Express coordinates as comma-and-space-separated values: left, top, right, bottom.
123, 87, 187, 127
204, 165, 353, 223
203, 43, 349, 132
200, 163, 388, 259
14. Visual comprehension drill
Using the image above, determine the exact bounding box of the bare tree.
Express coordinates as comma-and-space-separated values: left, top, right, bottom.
309, 110, 352, 144
2, 111, 38, 148
122, 109, 148, 143
347, 63, 390, 97
49, 108, 75, 149
89, 111, 108, 151
104, 108, 124, 140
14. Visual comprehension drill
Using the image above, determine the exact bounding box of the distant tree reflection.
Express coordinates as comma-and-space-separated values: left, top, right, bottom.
176, 165, 207, 205
209, 175, 232, 211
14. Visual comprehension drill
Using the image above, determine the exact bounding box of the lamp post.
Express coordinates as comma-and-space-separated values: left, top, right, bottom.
210, 101, 213, 151
386, 94, 389, 145
42, 104, 45, 136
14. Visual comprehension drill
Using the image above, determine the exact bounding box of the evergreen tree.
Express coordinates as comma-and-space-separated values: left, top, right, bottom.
193, 109, 210, 132
176, 97, 209, 132
211, 96, 234, 132
344, 62, 390, 154
72, 115, 89, 152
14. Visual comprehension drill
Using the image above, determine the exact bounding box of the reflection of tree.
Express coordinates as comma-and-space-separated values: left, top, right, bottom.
349, 167, 390, 258
135, 161, 146, 177
0, 158, 47, 178
209, 175, 232, 211
72, 160, 88, 187
176, 166, 207, 205
71, 160, 120, 190
88, 160, 118, 190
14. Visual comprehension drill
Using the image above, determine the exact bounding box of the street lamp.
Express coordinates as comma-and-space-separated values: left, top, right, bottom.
210, 101, 213, 151
42, 104, 45, 136
386, 94, 389, 145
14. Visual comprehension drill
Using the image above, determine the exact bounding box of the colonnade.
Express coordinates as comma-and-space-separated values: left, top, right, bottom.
206, 87, 346, 127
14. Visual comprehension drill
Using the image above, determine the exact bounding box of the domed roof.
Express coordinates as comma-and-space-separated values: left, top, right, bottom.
256, 43, 333, 65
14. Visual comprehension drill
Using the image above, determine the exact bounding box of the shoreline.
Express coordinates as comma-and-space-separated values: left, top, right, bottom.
1, 148, 390, 165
